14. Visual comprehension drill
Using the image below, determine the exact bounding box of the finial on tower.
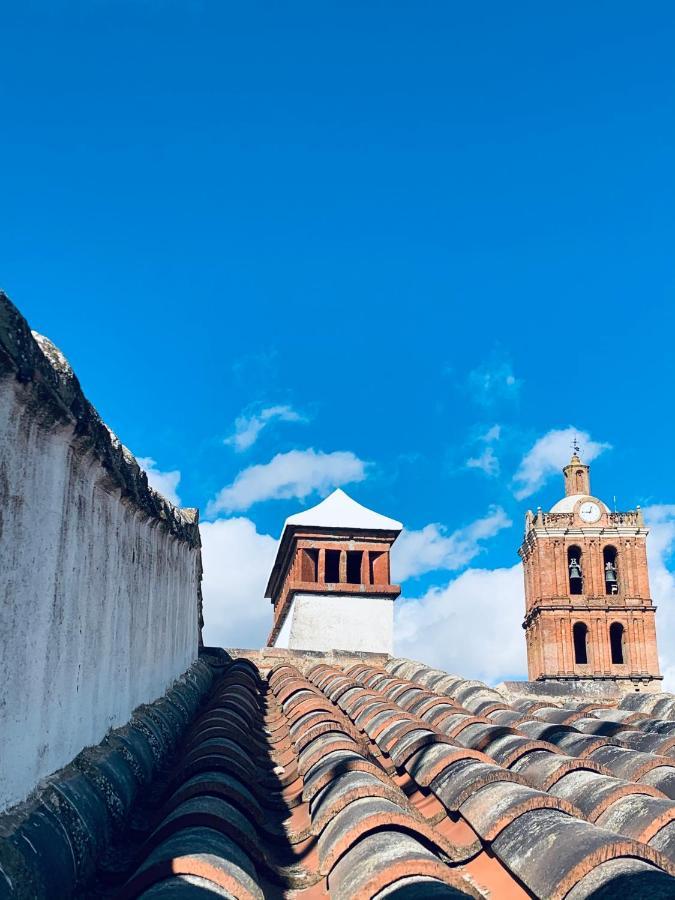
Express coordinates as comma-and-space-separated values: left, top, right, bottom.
571, 434, 581, 458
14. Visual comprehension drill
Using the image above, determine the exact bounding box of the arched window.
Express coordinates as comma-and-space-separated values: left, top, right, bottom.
568, 545, 583, 595
575, 469, 585, 492
610, 622, 625, 664
603, 546, 619, 595
573, 622, 589, 664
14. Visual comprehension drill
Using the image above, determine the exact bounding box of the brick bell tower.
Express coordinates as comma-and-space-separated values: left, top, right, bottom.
518, 446, 662, 692
266, 489, 402, 654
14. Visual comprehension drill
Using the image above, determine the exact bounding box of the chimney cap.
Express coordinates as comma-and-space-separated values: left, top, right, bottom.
281, 488, 403, 535
265, 489, 402, 601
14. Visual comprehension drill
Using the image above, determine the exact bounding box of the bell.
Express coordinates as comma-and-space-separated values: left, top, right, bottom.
605, 562, 617, 584
568, 559, 582, 581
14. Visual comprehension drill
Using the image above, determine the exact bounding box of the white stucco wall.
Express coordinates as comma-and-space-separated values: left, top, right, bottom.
0, 377, 200, 812
273, 600, 295, 649
275, 592, 394, 654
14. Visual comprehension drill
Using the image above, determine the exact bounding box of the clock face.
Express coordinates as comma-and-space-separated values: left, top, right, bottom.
579, 501, 601, 523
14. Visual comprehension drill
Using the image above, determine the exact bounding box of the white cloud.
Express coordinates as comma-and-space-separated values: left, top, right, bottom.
225, 404, 306, 452
200, 517, 278, 649
512, 427, 611, 500
395, 564, 526, 683
136, 456, 182, 506
464, 424, 502, 477
643, 505, 675, 691
466, 446, 500, 477
391, 506, 512, 582
467, 357, 521, 407
206, 448, 368, 516
482, 424, 501, 443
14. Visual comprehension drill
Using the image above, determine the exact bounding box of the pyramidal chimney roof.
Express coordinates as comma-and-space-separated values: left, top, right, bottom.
265, 489, 403, 603
281, 488, 403, 535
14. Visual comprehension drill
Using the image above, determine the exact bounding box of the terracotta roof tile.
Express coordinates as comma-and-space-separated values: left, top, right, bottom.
402, 743, 486, 787
640, 766, 675, 798
511, 749, 609, 791
432, 758, 526, 812
381, 657, 675, 884
459, 779, 580, 841
564, 857, 675, 900
551, 769, 665, 822
327, 832, 481, 900
118, 827, 265, 899
587, 745, 675, 785
12, 653, 675, 898
491, 809, 668, 900
596, 793, 675, 846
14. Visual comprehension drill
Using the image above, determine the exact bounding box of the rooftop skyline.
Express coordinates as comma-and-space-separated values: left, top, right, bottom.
2, 2, 674, 686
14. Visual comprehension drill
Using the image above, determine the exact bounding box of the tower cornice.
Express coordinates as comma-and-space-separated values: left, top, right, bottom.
523, 599, 657, 627
522, 523, 648, 542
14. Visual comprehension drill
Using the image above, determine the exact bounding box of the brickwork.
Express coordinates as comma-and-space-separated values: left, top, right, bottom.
518, 455, 662, 692
266, 527, 401, 645
563, 457, 591, 496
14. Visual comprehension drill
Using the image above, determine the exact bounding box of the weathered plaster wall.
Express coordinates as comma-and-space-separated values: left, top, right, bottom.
276, 592, 394, 653
273, 599, 295, 648
0, 294, 202, 813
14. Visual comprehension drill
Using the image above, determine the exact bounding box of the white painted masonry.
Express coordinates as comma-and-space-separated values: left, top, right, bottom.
0, 374, 200, 812
273, 599, 295, 649
276, 593, 394, 654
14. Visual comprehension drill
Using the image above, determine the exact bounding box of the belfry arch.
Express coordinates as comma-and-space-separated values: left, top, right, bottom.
610, 622, 625, 665
603, 546, 619, 595
573, 622, 589, 665
567, 545, 583, 595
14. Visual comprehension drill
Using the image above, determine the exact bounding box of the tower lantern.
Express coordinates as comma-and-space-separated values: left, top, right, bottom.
563, 449, 591, 497
518, 450, 662, 692
265, 489, 402, 654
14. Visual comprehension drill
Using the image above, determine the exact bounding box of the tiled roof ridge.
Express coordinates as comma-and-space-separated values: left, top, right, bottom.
10, 650, 675, 898
307, 660, 675, 896
112, 658, 295, 898
377, 657, 675, 887
393, 657, 675, 762
0, 657, 214, 898
267, 661, 484, 897
84, 657, 487, 899
0, 291, 201, 548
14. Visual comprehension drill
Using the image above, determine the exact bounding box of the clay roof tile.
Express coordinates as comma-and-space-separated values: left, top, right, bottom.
327, 831, 481, 900
492, 808, 671, 900
58, 654, 675, 899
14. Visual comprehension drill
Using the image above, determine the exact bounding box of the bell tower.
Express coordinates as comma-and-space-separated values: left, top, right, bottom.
518, 448, 662, 692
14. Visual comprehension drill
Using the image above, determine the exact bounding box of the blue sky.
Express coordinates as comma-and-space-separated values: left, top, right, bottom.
3, 2, 675, 682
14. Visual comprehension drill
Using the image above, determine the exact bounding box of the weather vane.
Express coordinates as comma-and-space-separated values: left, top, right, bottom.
572, 434, 580, 456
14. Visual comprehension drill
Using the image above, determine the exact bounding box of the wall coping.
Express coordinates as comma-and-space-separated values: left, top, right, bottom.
0, 291, 200, 549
